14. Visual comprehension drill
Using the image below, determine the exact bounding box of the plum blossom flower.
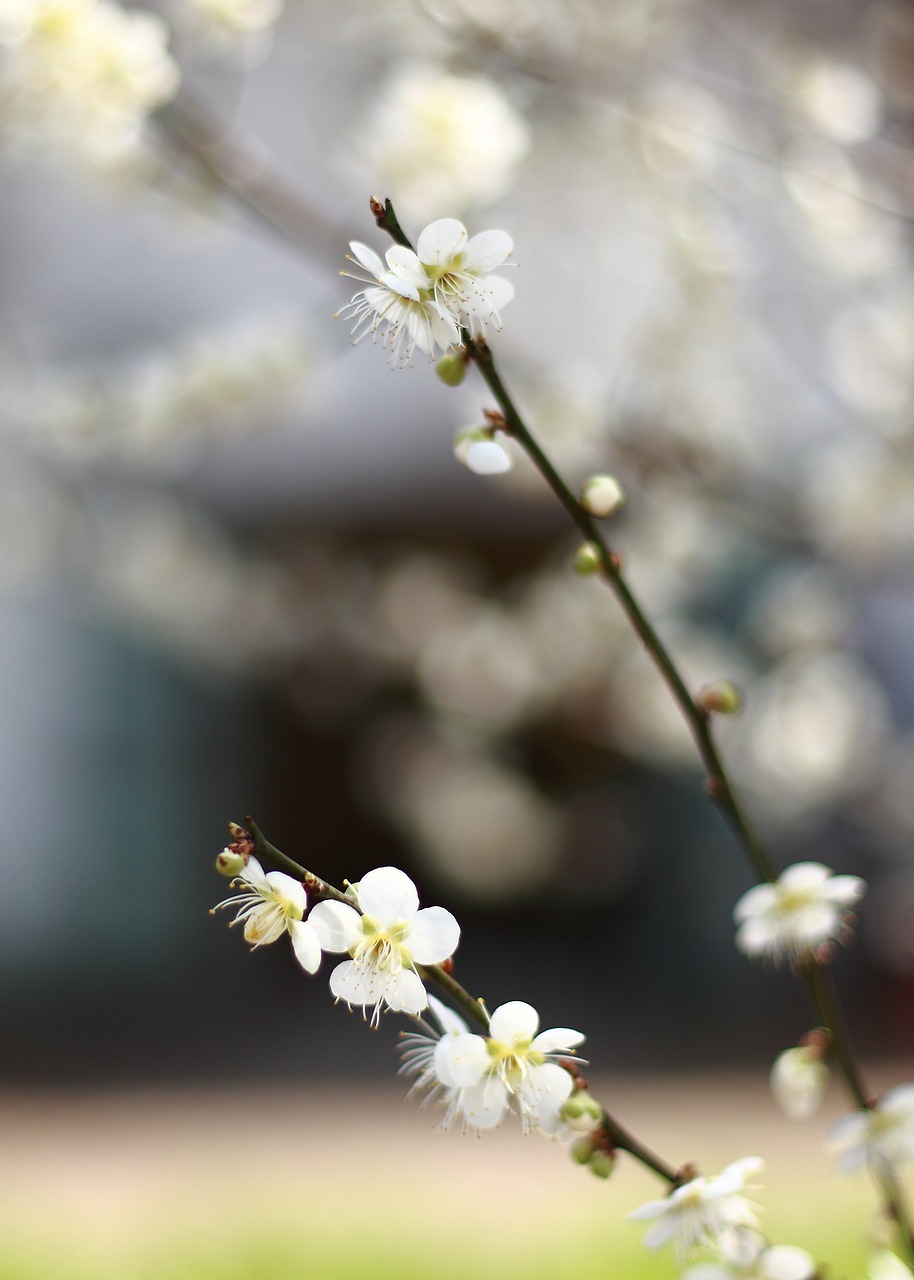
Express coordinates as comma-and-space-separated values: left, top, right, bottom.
432, 999, 585, 1134
828, 1084, 914, 1173
211, 855, 322, 973
733, 862, 865, 964
398, 994, 489, 1132
628, 1157, 764, 1262
308, 866, 459, 1024
416, 218, 514, 336
339, 240, 459, 364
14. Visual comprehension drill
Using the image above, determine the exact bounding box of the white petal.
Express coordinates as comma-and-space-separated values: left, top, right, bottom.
824, 874, 866, 905
417, 217, 467, 266
264, 870, 306, 915
516, 1062, 574, 1130
465, 440, 512, 475
780, 862, 831, 891
308, 900, 362, 952
289, 920, 322, 974
532, 1026, 586, 1054
357, 866, 420, 925
329, 958, 381, 1006
435, 1033, 490, 1088
489, 1000, 540, 1043
734, 883, 775, 922
408, 906, 460, 963
761, 1245, 818, 1280
385, 246, 429, 292
459, 1077, 510, 1129
382, 967, 428, 1015
239, 855, 268, 889
348, 241, 385, 279
427, 993, 470, 1036
464, 229, 512, 272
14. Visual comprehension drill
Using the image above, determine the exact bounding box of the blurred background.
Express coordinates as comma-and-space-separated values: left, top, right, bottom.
2, 0, 914, 1274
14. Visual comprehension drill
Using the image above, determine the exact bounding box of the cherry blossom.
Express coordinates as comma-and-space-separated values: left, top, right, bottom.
733, 862, 865, 964
211, 855, 322, 973
628, 1157, 764, 1262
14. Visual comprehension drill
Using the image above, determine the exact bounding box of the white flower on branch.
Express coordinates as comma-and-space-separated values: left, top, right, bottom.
308, 866, 459, 1024
211, 856, 323, 973
628, 1157, 764, 1262
399, 994, 489, 1133
432, 999, 585, 1135
340, 240, 459, 363
828, 1084, 914, 1174
733, 862, 865, 965
415, 218, 514, 337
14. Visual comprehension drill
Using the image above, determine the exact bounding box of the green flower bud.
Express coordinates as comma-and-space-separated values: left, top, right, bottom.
560, 1092, 604, 1131
697, 680, 742, 715
573, 542, 602, 576
215, 847, 246, 878
436, 353, 468, 387
588, 1151, 616, 1180
581, 473, 625, 519
570, 1135, 597, 1165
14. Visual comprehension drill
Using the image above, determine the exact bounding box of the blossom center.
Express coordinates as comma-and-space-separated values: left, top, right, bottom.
486, 1036, 544, 1088
354, 917, 412, 973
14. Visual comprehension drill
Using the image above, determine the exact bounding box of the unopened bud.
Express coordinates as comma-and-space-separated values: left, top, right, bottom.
216, 847, 246, 878
453, 427, 512, 475
573, 542, 602, 576
227, 822, 247, 840
770, 1044, 830, 1120
588, 1151, 616, 1180
570, 1135, 597, 1165
436, 353, 468, 387
560, 1092, 604, 1131
697, 680, 742, 715
581, 473, 624, 519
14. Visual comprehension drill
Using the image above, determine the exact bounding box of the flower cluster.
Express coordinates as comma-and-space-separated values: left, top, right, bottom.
733, 861, 865, 965
340, 218, 514, 363
0, 0, 179, 167
213, 856, 459, 1023
401, 995, 585, 1136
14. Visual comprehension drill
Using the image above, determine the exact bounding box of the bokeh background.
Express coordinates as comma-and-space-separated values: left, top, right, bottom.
3, 0, 914, 1275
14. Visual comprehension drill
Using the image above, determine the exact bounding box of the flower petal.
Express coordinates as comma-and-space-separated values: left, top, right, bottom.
289, 920, 322, 974
408, 905, 460, 964
382, 967, 428, 1015
464, 229, 512, 272
532, 1026, 586, 1054
489, 1000, 540, 1043
308, 900, 362, 952
357, 866, 420, 925
348, 241, 385, 279
435, 1033, 489, 1088
417, 217, 468, 266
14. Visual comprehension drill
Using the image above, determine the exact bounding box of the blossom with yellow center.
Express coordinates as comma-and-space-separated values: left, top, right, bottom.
211, 855, 322, 973
308, 866, 459, 1024
433, 999, 585, 1134
733, 861, 865, 964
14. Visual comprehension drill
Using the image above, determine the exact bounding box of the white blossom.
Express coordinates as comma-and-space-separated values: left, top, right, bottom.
453, 427, 513, 475
869, 1251, 914, 1280
398, 994, 489, 1133
769, 1045, 830, 1120
308, 866, 459, 1024
211, 856, 323, 973
733, 862, 865, 964
339, 240, 459, 364
433, 999, 585, 1134
415, 218, 514, 337
828, 1084, 914, 1174
628, 1157, 764, 1262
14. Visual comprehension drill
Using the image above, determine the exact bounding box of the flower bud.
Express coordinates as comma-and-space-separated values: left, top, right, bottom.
697, 680, 743, 715
573, 542, 602, 576
588, 1151, 616, 1180
770, 1044, 830, 1120
215, 846, 246, 877
453, 427, 512, 475
560, 1091, 604, 1131
581, 473, 624, 518
435, 353, 468, 387
570, 1135, 597, 1165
